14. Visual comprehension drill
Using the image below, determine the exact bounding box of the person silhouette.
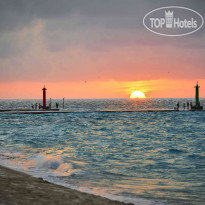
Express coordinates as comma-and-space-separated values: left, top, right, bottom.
183, 103, 186, 110
177, 102, 179, 110
56, 103, 59, 109
187, 102, 189, 110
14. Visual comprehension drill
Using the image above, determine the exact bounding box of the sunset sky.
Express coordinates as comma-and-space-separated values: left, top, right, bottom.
0, 0, 205, 99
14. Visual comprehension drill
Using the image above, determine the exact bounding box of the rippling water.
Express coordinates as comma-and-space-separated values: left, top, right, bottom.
0, 99, 205, 205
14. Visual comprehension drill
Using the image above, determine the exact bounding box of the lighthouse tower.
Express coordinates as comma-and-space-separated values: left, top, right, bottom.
195, 82, 200, 106
42, 85, 47, 108
191, 82, 203, 110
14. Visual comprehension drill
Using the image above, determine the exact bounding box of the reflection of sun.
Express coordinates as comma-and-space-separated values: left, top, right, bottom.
130, 91, 146, 99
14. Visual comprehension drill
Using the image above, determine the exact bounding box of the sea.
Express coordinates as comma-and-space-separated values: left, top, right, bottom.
0, 98, 205, 205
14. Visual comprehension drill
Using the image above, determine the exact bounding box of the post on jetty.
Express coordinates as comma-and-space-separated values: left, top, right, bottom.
42, 85, 47, 109
191, 82, 203, 111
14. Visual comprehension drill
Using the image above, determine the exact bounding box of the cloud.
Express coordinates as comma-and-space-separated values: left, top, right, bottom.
0, 0, 204, 31
0, 0, 204, 83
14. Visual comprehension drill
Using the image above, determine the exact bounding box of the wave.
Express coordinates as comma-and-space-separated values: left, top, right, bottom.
0, 150, 81, 177
168, 148, 185, 154
0, 149, 167, 205
187, 154, 205, 160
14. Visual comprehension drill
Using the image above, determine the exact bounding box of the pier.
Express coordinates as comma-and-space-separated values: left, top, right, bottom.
1, 109, 205, 114
0, 83, 204, 114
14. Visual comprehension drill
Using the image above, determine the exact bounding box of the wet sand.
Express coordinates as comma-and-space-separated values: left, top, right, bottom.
0, 165, 131, 205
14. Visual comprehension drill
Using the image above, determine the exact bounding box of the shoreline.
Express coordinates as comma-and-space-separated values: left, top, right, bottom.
0, 165, 131, 205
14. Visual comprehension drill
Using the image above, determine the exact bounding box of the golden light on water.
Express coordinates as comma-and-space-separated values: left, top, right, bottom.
130, 91, 146, 99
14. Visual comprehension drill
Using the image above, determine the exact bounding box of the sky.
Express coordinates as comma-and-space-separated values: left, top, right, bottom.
0, 0, 205, 99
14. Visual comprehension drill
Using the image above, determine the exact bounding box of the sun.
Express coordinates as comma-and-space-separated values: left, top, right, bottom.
130, 91, 146, 99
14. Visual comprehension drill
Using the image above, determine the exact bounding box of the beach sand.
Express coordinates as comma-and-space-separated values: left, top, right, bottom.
0, 165, 131, 205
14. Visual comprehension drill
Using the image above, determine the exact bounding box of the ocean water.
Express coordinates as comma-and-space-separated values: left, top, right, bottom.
0, 98, 205, 205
